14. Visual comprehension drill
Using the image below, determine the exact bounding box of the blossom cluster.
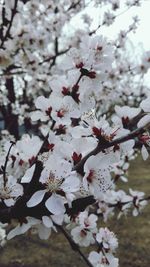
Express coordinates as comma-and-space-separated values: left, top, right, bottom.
0, 1, 150, 267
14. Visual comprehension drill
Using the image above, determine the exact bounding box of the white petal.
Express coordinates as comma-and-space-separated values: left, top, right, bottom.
7, 226, 23, 240
133, 208, 138, 216
31, 111, 48, 122
4, 199, 15, 207
137, 114, 150, 128
7, 175, 16, 186
21, 165, 36, 183
84, 153, 115, 173
88, 251, 100, 264
45, 194, 65, 215
42, 216, 53, 228
107, 254, 119, 267
51, 214, 64, 225
27, 190, 46, 207
35, 96, 48, 110
61, 175, 80, 192
115, 105, 141, 119
140, 97, 150, 112
11, 184, 23, 197
121, 140, 135, 153
38, 224, 51, 240
7, 223, 30, 240
141, 145, 149, 161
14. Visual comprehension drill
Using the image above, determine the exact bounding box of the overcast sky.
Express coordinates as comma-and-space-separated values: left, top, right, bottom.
70, 0, 150, 51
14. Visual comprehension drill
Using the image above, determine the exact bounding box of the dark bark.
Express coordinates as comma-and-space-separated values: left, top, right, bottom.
3, 77, 19, 138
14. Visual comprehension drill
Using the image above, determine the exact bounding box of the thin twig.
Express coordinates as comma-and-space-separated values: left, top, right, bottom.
89, 6, 131, 36
73, 125, 149, 174
107, 195, 150, 208
56, 224, 94, 267
39, 48, 69, 65
67, 0, 81, 11
2, 141, 15, 187
0, 71, 27, 77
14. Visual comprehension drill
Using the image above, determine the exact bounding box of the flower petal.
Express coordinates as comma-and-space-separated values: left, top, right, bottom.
21, 165, 36, 183
42, 216, 53, 228
38, 224, 51, 240
45, 194, 65, 215
137, 114, 150, 128
27, 190, 46, 207
141, 145, 149, 161
61, 175, 80, 192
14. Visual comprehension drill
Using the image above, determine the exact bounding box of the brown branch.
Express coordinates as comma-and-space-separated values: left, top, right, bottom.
56, 224, 94, 267
0, 71, 27, 77
102, 195, 150, 209
67, 0, 81, 11
1, 141, 15, 187
39, 48, 70, 65
73, 125, 148, 175
0, 0, 18, 48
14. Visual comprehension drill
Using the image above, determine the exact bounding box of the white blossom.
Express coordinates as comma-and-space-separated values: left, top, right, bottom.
27, 155, 80, 215
0, 175, 23, 207
89, 251, 119, 267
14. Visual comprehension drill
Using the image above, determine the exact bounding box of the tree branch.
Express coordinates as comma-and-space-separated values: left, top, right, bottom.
73, 125, 148, 175
0, 0, 18, 48
56, 224, 94, 267
1, 141, 15, 187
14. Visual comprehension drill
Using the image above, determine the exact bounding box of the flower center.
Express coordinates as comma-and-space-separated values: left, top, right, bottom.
87, 169, 96, 183
57, 108, 68, 118
80, 229, 87, 237
45, 171, 63, 193
0, 187, 11, 199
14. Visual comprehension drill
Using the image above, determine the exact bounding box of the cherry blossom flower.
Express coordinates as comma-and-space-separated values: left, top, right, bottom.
113, 164, 129, 183
88, 251, 119, 267
51, 95, 81, 125
61, 35, 114, 82
70, 210, 98, 247
97, 189, 133, 218
31, 96, 52, 122
112, 128, 135, 156
0, 174, 23, 207
139, 51, 150, 73
15, 134, 42, 164
96, 227, 118, 252
77, 211, 98, 230
97, 200, 114, 222
129, 188, 148, 216
113, 105, 141, 128
71, 225, 96, 247
7, 214, 64, 241
27, 155, 80, 215
83, 153, 116, 197
103, 11, 115, 26
104, 189, 132, 207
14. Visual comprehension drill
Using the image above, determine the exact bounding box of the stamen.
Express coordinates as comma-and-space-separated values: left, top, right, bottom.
45, 171, 63, 192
